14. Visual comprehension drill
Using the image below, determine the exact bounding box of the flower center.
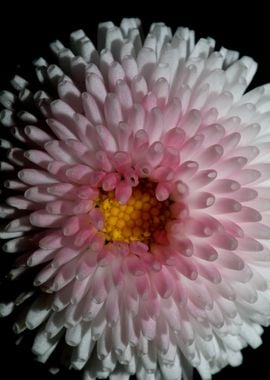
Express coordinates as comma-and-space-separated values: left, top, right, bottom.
97, 181, 171, 243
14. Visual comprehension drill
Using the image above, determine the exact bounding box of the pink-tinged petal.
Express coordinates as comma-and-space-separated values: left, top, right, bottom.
232, 169, 261, 185
46, 118, 78, 140
216, 156, 248, 177
82, 92, 104, 125
189, 192, 215, 209
94, 151, 113, 172
131, 74, 148, 103
189, 169, 217, 187
210, 232, 238, 251
74, 227, 96, 247
108, 61, 125, 89
102, 172, 120, 192
140, 309, 157, 341
112, 151, 132, 172
85, 73, 107, 104
164, 126, 186, 149
76, 250, 98, 281
64, 139, 90, 161
146, 141, 164, 167
233, 206, 262, 222
233, 187, 258, 202
72, 113, 98, 150
27, 248, 56, 266
77, 186, 99, 200
51, 258, 78, 291
4, 179, 27, 191
96, 124, 118, 152
62, 216, 82, 236
30, 210, 66, 228
33, 264, 58, 286
210, 197, 242, 214
237, 237, 264, 252
104, 93, 123, 132
50, 99, 76, 128
249, 198, 270, 212
145, 107, 164, 143
174, 256, 198, 280
2, 235, 36, 253
5, 216, 32, 232
123, 169, 139, 187
185, 217, 214, 238
57, 77, 82, 113
8, 148, 29, 167
135, 274, 151, 299
121, 54, 138, 79
65, 164, 94, 184
167, 238, 193, 257
152, 77, 169, 107
220, 132, 242, 157
233, 145, 259, 162
151, 166, 174, 181
51, 246, 81, 268
209, 178, 240, 193
161, 146, 180, 169
155, 182, 171, 201
163, 99, 182, 132
24, 149, 53, 169
115, 79, 133, 114
18, 169, 58, 185
150, 266, 175, 299
125, 255, 146, 276
197, 263, 222, 284
130, 129, 149, 158
89, 208, 104, 230
46, 199, 92, 215
105, 289, 120, 326
6, 196, 40, 211
180, 135, 204, 161
180, 109, 202, 139
221, 219, 244, 238
46, 183, 78, 199
24, 125, 53, 146
244, 223, 270, 239
113, 122, 131, 152
46, 161, 70, 181
196, 144, 224, 167
115, 181, 132, 204
39, 231, 64, 250
12, 127, 32, 145
174, 161, 198, 181
218, 252, 245, 270
193, 242, 218, 261
201, 123, 225, 144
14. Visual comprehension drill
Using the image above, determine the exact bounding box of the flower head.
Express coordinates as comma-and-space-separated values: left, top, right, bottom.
1, 18, 270, 380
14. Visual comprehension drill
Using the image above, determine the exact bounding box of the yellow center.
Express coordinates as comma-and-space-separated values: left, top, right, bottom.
97, 182, 171, 243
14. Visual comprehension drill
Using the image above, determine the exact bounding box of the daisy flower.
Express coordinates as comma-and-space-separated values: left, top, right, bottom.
1, 18, 270, 380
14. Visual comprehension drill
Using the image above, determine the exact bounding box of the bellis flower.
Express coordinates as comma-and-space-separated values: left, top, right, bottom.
1, 18, 270, 380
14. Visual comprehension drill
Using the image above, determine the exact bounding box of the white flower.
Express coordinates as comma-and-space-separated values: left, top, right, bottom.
1, 18, 270, 380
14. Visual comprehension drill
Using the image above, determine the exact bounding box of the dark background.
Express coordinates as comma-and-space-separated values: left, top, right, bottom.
1, 3, 270, 379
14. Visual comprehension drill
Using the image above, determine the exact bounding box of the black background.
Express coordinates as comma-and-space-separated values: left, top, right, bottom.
0, 2, 270, 379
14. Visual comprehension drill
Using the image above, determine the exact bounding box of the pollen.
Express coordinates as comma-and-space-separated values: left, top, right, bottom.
97, 182, 171, 243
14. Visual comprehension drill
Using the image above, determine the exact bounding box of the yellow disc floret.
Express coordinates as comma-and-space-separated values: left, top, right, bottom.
97, 182, 171, 243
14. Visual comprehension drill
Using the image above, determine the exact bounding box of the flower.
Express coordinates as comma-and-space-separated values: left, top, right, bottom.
1, 17, 270, 380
